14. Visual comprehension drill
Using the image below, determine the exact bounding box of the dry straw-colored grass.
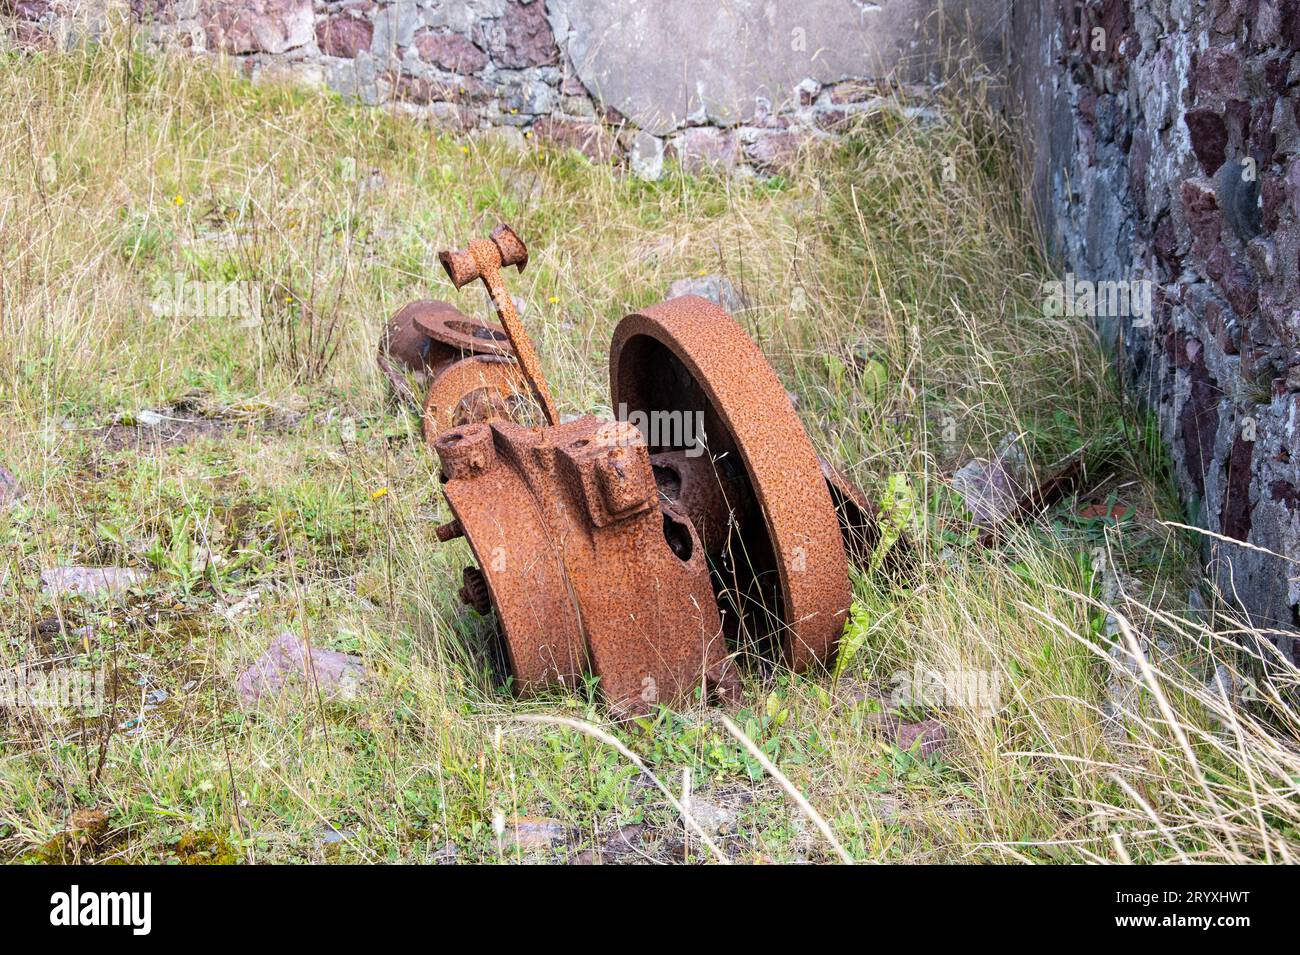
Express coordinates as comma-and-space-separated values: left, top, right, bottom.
0, 27, 1297, 863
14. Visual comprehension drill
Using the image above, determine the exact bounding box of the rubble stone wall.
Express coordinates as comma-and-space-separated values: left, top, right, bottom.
1, 0, 1006, 178
1010, 0, 1300, 654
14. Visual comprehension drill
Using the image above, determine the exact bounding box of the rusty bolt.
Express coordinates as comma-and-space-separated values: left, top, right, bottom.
434, 518, 463, 542
438, 223, 558, 427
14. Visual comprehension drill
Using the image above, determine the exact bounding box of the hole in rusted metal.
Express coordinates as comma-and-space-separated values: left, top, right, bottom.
653, 462, 682, 500
662, 512, 694, 561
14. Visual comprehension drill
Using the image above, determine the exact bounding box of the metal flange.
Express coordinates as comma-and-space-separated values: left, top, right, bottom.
377, 299, 515, 407
421, 355, 529, 444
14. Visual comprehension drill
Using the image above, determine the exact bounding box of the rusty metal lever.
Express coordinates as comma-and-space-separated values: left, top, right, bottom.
438, 223, 558, 427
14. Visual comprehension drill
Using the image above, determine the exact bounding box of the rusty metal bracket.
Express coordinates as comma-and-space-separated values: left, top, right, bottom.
434, 416, 738, 716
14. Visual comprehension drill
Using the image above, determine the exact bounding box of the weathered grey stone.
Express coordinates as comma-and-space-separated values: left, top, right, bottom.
950, 434, 1028, 530
629, 131, 663, 181
560, 93, 595, 119
547, 0, 1004, 135
41, 566, 150, 598
681, 796, 735, 836
667, 274, 744, 314
369, 0, 419, 60
252, 58, 326, 89
201, 0, 312, 55
324, 53, 382, 104
504, 77, 555, 116
474, 125, 528, 150
500, 816, 568, 852
426, 0, 506, 35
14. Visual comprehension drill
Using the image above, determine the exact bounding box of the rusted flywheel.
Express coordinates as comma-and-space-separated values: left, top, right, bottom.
609, 296, 852, 671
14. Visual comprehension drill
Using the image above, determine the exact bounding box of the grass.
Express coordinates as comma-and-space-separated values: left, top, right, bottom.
1, 30, 1298, 864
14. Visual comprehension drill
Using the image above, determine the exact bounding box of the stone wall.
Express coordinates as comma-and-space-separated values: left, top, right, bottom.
1010, 0, 1300, 657
1, 0, 1006, 178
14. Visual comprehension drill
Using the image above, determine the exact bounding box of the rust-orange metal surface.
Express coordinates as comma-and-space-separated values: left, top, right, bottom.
434, 417, 737, 715
438, 225, 559, 427
610, 295, 851, 670
422, 355, 529, 443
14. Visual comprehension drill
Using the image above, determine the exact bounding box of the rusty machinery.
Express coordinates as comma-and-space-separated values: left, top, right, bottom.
380, 223, 869, 716
376, 298, 529, 442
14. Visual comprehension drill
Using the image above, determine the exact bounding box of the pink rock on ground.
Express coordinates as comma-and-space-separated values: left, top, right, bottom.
236, 630, 364, 704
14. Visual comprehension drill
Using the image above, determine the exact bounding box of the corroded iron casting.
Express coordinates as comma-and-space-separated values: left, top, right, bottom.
434, 416, 738, 716
377, 299, 530, 441
410, 223, 872, 714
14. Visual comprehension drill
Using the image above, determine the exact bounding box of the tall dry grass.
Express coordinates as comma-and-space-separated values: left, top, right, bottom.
0, 26, 1297, 863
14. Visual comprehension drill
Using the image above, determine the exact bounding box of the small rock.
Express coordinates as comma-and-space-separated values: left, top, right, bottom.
503, 79, 556, 118
630, 131, 664, 181
667, 274, 745, 314
893, 719, 948, 758
682, 797, 735, 836
41, 566, 149, 598
1206, 663, 1241, 708
432, 841, 459, 864
502, 816, 568, 852
144, 687, 169, 708
235, 630, 365, 705
315, 825, 353, 846
58, 808, 110, 853
135, 409, 166, 427
570, 822, 644, 864
0, 463, 22, 506
950, 434, 1028, 529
